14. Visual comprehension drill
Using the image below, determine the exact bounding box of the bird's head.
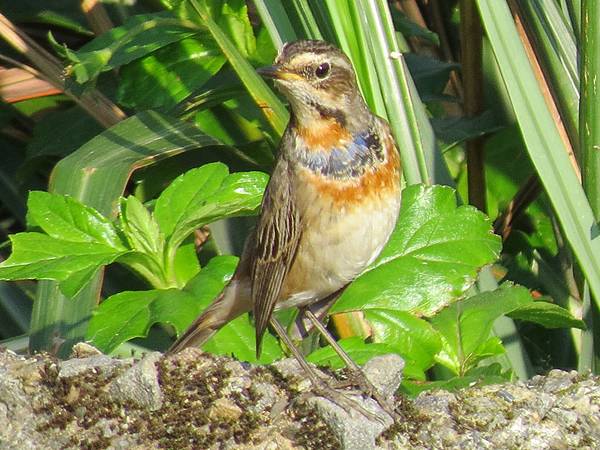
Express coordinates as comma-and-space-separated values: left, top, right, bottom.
257, 40, 367, 129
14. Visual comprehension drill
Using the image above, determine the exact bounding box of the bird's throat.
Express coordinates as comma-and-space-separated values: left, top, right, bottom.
295, 116, 352, 150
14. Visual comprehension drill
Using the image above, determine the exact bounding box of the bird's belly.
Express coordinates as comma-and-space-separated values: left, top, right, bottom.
277, 183, 400, 310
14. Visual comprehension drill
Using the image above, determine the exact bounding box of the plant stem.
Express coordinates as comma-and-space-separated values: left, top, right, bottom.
460, 0, 487, 212
579, 0, 600, 373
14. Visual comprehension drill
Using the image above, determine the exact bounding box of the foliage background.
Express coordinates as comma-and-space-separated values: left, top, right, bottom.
0, 0, 596, 391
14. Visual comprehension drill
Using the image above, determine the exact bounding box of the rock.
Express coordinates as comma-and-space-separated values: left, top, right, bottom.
106, 352, 163, 410
307, 394, 392, 450
59, 354, 130, 378
363, 353, 404, 399
70, 342, 103, 358
1, 348, 599, 449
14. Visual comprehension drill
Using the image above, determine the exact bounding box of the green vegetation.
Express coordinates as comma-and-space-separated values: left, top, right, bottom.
0, 0, 596, 391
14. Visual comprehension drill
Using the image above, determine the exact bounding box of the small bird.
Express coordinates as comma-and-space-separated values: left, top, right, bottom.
169, 40, 401, 409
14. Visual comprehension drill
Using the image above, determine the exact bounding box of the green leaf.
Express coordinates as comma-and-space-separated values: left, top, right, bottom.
87, 255, 236, 353
31, 111, 224, 353
306, 336, 425, 380
155, 162, 229, 238
0, 191, 128, 297
401, 363, 511, 396
51, 112, 224, 219
430, 283, 532, 375
59, 266, 101, 299
188, 0, 288, 136
117, 37, 226, 109
155, 163, 268, 250
61, 13, 199, 83
432, 111, 503, 153
332, 184, 501, 317
27, 191, 124, 248
216, 0, 257, 59
508, 301, 586, 329
0, 233, 126, 297
119, 196, 164, 256
356, 1, 432, 184
404, 53, 459, 98
366, 310, 441, 373
477, 0, 600, 324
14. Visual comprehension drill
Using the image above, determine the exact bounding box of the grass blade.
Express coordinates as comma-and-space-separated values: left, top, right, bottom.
579, 0, 600, 372
189, 0, 288, 137
253, 0, 297, 48
517, 0, 580, 154
357, 0, 431, 184
476, 0, 600, 314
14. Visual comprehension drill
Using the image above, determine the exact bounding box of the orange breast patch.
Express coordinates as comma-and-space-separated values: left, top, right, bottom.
304, 138, 401, 206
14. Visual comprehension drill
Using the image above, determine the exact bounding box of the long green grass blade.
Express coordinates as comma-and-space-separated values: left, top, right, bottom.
357, 0, 431, 185
564, 0, 582, 40
253, 0, 297, 48
581, 1, 600, 219
189, 0, 288, 137
517, 0, 580, 153
579, 0, 600, 372
321, 0, 386, 117
289, 0, 323, 40
476, 1, 600, 313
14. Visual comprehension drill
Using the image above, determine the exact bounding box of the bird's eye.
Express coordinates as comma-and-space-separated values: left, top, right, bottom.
315, 62, 331, 79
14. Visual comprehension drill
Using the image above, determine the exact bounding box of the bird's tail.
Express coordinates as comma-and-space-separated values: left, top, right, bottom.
167, 279, 251, 354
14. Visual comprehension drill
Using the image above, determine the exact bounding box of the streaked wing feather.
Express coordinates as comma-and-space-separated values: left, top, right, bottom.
251, 158, 301, 355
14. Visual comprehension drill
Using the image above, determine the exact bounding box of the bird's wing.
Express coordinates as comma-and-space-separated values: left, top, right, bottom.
251, 157, 301, 356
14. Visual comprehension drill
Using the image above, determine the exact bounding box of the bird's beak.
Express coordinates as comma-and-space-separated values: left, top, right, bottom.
257, 65, 302, 81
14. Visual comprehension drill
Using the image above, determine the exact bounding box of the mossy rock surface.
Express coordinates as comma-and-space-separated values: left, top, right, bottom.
1, 347, 598, 449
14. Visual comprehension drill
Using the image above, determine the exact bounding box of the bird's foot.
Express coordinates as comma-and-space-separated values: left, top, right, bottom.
332, 369, 400, 421
308, 377, 388, 425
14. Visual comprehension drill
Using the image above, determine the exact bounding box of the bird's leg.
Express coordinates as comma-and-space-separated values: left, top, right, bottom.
290, 287, 346, 340
269, 318, 386, 424
304, 310, 399, 420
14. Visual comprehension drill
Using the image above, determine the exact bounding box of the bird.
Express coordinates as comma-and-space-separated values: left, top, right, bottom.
168, 40, 402, 416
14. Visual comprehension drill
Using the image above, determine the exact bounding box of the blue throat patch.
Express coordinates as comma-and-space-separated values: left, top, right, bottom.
297, 128, 385, 178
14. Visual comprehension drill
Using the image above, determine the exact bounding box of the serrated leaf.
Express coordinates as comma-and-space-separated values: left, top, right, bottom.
32, 110, 224, 354
119, 196, 164, 256
156, 163, 268, 250
431, 283, 532, 375
332, 184, 501, 317
87, 255, 236, 353
0, 191, 128, 297
118, 37, 226, 109
27, 191, 124, 248
155, 162, 229, 237
0, 233, 127, 297
508, 301, 585, 329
